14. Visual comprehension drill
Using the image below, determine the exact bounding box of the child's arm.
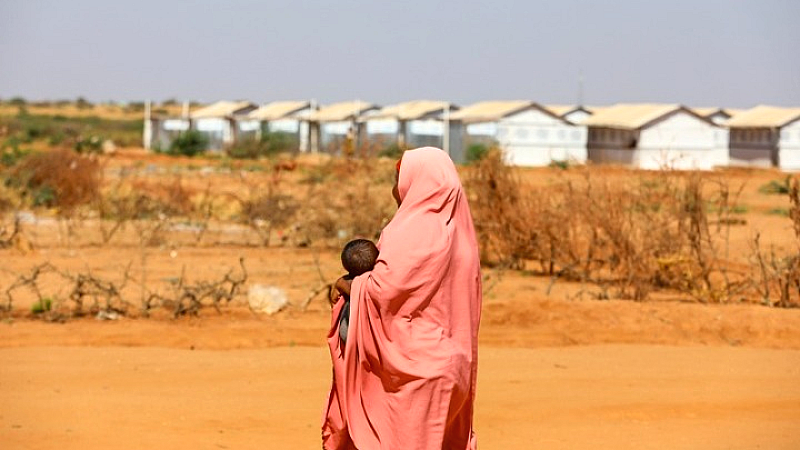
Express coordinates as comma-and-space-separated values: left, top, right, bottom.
329, 275, 353, 305
333, 276, 353, 298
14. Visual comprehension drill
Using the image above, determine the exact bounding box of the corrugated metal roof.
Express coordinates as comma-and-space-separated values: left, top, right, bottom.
727, 105, 800, 128
190, 101, 255, 119
306, 101, 378, 122
247, 101, 310, 121
584, 103, 703, 129
361, 100, 454, 121
449, 100, 533, 122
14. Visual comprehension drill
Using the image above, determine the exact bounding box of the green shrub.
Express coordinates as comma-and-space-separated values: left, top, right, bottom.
31, 297, 53, 314
1, 143, 30, 167
75, 97, 93, 110
168, 130, 208, 157
378, 143, 404, 159
227, 132, 297, 159
768, 208, 789, 217
74, 135, 103, 154
465, 143, 490, 164
759, 177, 791, 195
549, 160, 570, 170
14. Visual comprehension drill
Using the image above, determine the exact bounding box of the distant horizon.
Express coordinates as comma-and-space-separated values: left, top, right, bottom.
2, 0, 798, 109
1, 96, 790, 111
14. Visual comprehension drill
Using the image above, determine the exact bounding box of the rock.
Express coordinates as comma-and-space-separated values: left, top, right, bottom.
102, 140, 117, 154
96, 310, 120, 321
248, 284, 289, 315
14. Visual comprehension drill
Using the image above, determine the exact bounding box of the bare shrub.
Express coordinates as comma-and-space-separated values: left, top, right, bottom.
465, 151, 750, 302
142, 257, 247, 318
3, 259, 249, 319
95, 175, 195, 246
60, 263, 135, 316
0, 217, 22, 249
3, 262, 60, 316
750, 177, 800, 308
232, 164, 300, 246
297, 157, 396, 246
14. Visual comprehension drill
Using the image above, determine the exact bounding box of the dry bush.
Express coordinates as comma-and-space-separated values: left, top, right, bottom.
8, 149, 100, 213
234, 169, 300, 246
750, 177, 800, 307
95, 175, 197, 245
142, 258, 247, 318
60, 264, 135, 317
2, 259, 248, 320
465, 150, 750, 302
296, 157, 396, 246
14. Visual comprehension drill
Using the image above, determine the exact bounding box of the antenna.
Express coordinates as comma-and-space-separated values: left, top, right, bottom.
577, 70, 584, 106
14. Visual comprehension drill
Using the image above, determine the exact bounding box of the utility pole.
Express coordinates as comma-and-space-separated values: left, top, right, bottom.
443, 103, 450, 156
143, 99, 152, 150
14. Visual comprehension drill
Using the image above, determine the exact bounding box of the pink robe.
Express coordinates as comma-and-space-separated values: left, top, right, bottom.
323, 147, 481, 450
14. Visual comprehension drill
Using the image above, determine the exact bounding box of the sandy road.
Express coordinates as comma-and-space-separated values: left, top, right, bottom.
2, 345, 799, 450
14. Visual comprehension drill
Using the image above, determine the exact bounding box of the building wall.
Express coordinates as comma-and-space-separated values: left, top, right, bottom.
729, 127, 777, 168
778, 120, 800, 170
194, 118, 232, 150
320, 120, 357, 154
495, 109, 587, 166
146, 118, 190, 151
637, 112, 728, 170
590, 111, 727, 170
407, 119, 446, 149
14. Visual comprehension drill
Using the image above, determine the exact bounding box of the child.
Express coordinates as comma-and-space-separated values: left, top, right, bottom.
336, 238, 378, 346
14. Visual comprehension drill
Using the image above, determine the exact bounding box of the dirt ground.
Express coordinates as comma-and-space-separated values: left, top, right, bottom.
2, 247, 800, 449
2, 345, 799, 450
2, 155, 800, 449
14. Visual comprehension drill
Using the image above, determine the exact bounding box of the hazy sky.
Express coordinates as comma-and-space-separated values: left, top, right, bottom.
1, 0, 798, 108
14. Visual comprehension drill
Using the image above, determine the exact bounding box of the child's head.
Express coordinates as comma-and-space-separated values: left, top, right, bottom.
341, 239, 378, 277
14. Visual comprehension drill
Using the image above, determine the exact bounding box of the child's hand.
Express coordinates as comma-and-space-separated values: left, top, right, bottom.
328, 283, 340, 307
333, 276, 353, 299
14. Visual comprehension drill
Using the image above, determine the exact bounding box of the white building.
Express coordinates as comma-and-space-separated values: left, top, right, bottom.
728, 105, 800, 170
449, 100, 587, 166
305, 101, 379, 154
236, 101, 313, 151
143, 106, 191, 151
190, 101, 257, 150
359, 100, 460, 153
585, 103, 728, 170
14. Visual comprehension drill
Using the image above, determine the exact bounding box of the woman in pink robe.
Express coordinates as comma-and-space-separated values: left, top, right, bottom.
323, 147, 482, 450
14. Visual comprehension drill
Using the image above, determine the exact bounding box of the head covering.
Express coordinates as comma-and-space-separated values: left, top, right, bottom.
323, 147, 481, 450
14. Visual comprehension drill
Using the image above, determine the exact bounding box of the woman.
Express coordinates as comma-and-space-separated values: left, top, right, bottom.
323, 147, 482, 450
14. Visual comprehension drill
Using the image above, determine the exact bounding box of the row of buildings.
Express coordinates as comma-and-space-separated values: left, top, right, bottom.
143, 100, 800, 171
